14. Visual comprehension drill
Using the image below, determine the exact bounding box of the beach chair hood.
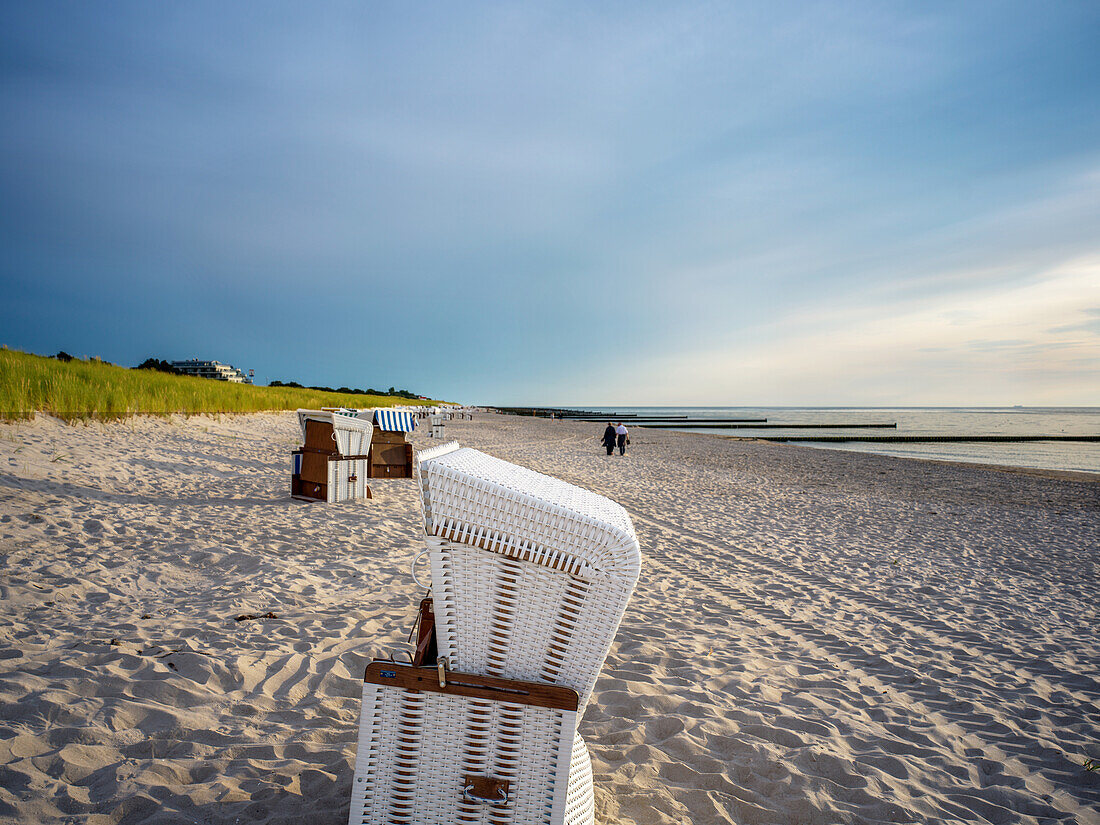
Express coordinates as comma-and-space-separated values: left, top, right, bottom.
296, 409, 373, 456
415, 443, 641, 581
370, 408, 417, 433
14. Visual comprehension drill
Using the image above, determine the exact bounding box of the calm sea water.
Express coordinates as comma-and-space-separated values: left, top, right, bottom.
570, 407, 1100, 475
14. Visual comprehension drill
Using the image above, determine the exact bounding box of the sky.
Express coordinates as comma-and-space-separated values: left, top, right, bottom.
1, 1, 1098, 406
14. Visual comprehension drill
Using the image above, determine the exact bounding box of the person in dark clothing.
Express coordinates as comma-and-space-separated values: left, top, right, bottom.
601, 423, 616, 456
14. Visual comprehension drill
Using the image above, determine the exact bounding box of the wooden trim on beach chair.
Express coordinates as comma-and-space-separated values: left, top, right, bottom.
363, 661, 579, 712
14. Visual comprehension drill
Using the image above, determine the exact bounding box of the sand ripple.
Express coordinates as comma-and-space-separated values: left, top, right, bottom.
0, 412, 1097, 824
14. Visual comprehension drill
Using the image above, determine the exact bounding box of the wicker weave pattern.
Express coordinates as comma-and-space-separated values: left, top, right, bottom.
415, 440, 461, 465
296, 409, 374, 456
348, 680, 577, 825
327, 458, 370, 503
417, 447, 640, 579
428, 538, 632, 717
415, 441, 461, 533
564, 735, 594, 825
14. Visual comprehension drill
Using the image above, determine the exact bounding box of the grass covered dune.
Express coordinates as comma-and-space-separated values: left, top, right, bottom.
0, 349, 438, 421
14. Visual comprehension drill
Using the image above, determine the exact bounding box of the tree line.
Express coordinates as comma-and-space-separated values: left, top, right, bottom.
128, 356, 420, 399
268, 380, 419, 399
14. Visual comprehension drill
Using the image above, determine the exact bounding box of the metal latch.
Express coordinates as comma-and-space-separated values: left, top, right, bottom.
463, 774, 510, 805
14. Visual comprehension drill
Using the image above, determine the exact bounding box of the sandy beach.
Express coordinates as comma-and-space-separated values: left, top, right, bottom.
1, 411, 1097, 825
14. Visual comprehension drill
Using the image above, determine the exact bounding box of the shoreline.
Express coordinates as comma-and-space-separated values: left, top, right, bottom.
752, 437, 1100, 484
644, 424, 1100, 484
1, 411, 1097, 824
536, 405, 1100, 478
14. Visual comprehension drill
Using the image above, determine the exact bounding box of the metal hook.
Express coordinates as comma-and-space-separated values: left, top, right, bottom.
411, 549, 431, 589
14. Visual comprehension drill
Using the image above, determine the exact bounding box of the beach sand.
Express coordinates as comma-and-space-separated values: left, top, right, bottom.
1, 411, 1097, 824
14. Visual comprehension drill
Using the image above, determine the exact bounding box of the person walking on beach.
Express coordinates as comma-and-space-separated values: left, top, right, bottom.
601, 423, 616, 456
615, 422, 629, 456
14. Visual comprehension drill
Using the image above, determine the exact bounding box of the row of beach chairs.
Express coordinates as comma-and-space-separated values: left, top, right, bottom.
346, 439, 643, 824
292, 409, 421, 502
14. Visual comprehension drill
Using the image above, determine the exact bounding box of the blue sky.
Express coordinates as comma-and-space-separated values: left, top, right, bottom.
2, 1, 1098, 405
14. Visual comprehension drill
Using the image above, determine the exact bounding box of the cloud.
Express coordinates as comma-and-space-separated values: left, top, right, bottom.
3, 2, 1100, 404
582, 256, 1100, 406
1047, 319, 1100, 336
1048, 307, 1100, 335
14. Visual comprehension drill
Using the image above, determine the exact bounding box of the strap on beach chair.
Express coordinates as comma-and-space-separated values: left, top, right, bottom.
407, 594, 438, 667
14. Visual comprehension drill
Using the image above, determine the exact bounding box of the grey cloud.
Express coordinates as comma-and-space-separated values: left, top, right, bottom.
1047, 319, 1100, 335
965, 339, 1031, 351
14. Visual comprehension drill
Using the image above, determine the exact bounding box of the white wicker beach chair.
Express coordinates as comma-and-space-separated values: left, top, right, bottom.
294, 410, 373, 503
414, 442, 641, 718
348, 443, 623, 825
429, 414, 446, 439
348, 661, 591, 825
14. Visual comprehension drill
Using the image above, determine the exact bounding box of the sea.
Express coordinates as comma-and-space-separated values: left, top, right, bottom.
567, 407, 1100, 476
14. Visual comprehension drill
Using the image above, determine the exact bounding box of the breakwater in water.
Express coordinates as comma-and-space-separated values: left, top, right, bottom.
492, 406, 1100, 474
759, 434, 1100, 443
640, 422, 898, 430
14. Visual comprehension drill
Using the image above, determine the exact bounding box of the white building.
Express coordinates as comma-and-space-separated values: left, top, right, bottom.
170, 359, 252, 384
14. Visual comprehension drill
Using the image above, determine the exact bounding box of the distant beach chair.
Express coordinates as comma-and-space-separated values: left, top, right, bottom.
291, 410, 373, 503
429, 414, 446, 439
337, 408, 418, 479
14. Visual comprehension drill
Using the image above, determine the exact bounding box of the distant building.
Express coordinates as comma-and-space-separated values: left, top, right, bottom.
170, 359, 253, 384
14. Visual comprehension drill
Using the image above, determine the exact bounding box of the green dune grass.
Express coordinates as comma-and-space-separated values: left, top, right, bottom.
0, 349, 439, 422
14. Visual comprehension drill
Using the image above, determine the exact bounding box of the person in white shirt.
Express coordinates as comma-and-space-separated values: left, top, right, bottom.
614, 423, 629, 456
